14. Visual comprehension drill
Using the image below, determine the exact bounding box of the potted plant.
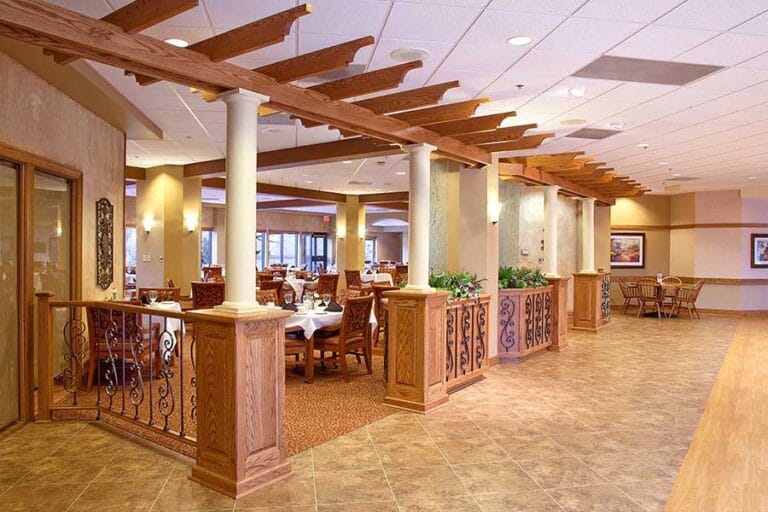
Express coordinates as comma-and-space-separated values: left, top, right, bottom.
428, 271, 485, 299
497, 266, 554, 361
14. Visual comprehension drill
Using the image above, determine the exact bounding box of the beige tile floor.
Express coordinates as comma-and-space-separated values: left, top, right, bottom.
0, 314, 738, 511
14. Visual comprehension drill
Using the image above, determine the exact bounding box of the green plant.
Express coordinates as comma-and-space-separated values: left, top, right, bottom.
498, 266, 549, 289
428, 271, 485, 299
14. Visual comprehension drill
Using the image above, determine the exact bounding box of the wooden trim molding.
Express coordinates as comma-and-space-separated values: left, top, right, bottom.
611, 223, 768, 231
613, 275, 768, 286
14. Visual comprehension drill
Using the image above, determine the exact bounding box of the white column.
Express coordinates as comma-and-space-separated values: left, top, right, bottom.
404, 143, 436, 291
580, 197, 596, 273
543, 185, 560, 277
217, 89, 269, 311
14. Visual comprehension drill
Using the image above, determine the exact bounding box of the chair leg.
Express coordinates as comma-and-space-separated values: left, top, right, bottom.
355, 353, 362, 364
637, 301, 644, 317
656, 302, 662, 319
622, 299, 629, 315
364, 341, 372, 375
339, 352, 350, 382
305, 336, 314, 384
693, 303, 701, 319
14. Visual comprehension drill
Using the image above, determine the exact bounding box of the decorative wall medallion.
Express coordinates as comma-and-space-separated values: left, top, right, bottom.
96, 198, 114, 290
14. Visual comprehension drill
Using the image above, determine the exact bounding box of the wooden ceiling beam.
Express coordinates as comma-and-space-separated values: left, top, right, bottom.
0, 0, 490, 165
308, 61, 422, 100
254, 36, 373, 83
454, 123, 537, 145
184, 138, 402, 177
45, 0, 199, 65
368, 201, 408, 211
134, 4, 310, 85
201, 178, 348, 202
505, 152, 585, 168
478, 133, 554, 152
359, 191, 408, 203
125, 166, 146, 180
500, 163, 614, 205
427, 112, 516, 137
389, 98, 489, 125
300, 81, 460, 128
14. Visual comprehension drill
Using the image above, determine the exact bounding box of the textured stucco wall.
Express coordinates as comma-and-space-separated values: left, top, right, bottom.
429, 159, 451, 273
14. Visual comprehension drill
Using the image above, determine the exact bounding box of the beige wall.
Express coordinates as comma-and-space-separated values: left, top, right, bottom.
370, 231, 403, 261
0, 50, 125, 299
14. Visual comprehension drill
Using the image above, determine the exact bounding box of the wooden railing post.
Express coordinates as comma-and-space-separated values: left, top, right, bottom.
546, 276, 570, 351
572, 271, 611, 333
187, 307, 293, 498
35, 292, 53, 422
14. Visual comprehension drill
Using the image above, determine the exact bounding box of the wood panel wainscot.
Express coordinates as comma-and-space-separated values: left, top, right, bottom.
572, 271, 611, 333
497, 286, 554, 362
445, 294, 491, 392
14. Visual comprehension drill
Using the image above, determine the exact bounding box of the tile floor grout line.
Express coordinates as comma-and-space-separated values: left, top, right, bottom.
309, 445, 319, 512
366, 423, 401, 512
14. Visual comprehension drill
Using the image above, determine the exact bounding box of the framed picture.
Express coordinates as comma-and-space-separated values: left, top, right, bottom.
751, 233, 768, 268
610, 232, 645, 269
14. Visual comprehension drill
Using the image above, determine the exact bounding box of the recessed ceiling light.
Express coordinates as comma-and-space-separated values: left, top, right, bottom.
657, 161, 669, 165
390, 47, 431, 62
567, 86, 586, 98
671, 173, 681, 177
748, 176, 757, 180
609, 121, 625, 130
305, 180, 313, 184
396, 171, 407, 176
164, 38, 189, 48
506, 35, 533, 46
375, 188, 383, 191
637, 143, 650, 149
342, 160, 352, 164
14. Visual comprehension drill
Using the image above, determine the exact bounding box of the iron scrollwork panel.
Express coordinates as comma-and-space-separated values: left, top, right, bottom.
601, 275, 611, 320
498, 295, 517, 353
96, 198, 114, 290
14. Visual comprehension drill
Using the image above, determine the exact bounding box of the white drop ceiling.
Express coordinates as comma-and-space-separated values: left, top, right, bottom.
49, 0, 768, 194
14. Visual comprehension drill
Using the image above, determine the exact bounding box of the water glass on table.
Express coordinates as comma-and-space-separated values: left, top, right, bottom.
148, 290, 158, 304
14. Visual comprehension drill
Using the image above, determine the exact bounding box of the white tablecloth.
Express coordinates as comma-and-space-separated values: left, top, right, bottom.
284, 309, 377, 340
146, 301, 184, 362
360, 273, 394, 286
285, 277, 305, 299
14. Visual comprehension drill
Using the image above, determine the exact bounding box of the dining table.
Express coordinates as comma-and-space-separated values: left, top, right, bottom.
360, 272, 394, 286
146, 300, 184, 363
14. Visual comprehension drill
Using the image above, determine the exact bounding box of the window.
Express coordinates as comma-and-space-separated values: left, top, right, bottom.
125, 226, 137, 268
365, 238, 377, 263
256, 231, 265, 269
267, 232, 299, 267
201, 229, 216, 266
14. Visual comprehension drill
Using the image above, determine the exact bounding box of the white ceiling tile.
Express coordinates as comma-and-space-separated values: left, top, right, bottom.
505, 49, 599, 77
738, 52, 768, 70
574, 0, 684, 23
593, 82, 678, 104
47, 0, 111, 17
297, 33, 373, 65
368, 38, 455, 68
675, 33, 768, 66
608, 25, 717, 60
518, 96, 588, 114
428, 69, 498, 98
731, 10, 768, 36
382, 3, 480, 42
462, 9, 565, 46
300, 0, 390, 36
151, 4, 211, 29
487, 0, 586, 15
483, 75, 562, 101
142, 26, 214, 45
686, 67, 768, 92
565, 99, 636, 118
206, 0, 296, 29
441, 44, 526, 73
656, 0, 768, 31
537, 17, 643, 53
543, 77, 622, 99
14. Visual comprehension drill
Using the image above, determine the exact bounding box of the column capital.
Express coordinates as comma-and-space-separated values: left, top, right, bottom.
404, 143, 437, 154
543, 185, 561, 192
579, 196, 596, 205
217, 88, 270, 105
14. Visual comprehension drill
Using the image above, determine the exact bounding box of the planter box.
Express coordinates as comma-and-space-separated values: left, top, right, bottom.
497, 286, 554, 361
445, 294, 491, 392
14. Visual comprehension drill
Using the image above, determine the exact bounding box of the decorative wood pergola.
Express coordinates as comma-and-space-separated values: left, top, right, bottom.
0, 0, 645, 205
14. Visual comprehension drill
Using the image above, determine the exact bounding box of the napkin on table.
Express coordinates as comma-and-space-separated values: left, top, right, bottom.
326, 301, 343, 312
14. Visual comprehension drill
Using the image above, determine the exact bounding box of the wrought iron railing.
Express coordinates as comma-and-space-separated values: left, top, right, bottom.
601, 273, 612, 321
445, 294, 490, 392
497, 285, 554, 361
36, 293, 196, 457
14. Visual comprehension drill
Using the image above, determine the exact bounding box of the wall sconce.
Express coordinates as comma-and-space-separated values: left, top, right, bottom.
358, 225, 366, 240
184, 214, 198, 233
55, 222, 63, 237
488, 201, 502, 225
142, 214, 155, 234
337, 221, 346, 240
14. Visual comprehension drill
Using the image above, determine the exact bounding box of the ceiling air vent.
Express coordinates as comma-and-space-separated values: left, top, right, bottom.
348, 180, 373, 186
565, 128, 621, 139
664, 176, 700, 182
572, 56, 722, 86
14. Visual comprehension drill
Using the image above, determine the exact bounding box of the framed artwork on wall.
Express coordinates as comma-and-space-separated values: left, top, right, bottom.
610, 232, 645, 269
750, 233, 768, 268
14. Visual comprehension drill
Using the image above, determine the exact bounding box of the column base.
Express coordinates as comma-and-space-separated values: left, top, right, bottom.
190, 459, 291, 499
215, 301, 266, 314
404, 284, 435, 292
544, 273, 560, 279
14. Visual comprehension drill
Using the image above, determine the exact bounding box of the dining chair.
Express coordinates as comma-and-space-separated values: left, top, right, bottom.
259, 279, 285, 305
138, 287, 180, 302
395, 264, 408, 286
660, 276, 682, 313
191, 281, 225, 309
636, 278, 664, 319
371, 284, 398, 346
256, 289, 279, 305
293, 270, 309, 280
285, 327, 314, 384
257, 271, 275, 285
314, 295, 374, 382
316, 273, 339, 300
673, 281, 704, 319
616, 278, 640, 314
85, 305, 160, 391
345, 269, 371, 291
202, 266, 224, 282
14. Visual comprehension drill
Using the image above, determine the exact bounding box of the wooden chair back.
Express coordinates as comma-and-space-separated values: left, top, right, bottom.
138, 287, 180, 302
395, 264, 408, 285
371, 283, 398, 320
293, 270, 309, 280
679, 281, 704, 302
191, 281, 225, 309
636, 278, 662, 301
316, 273, 339, 299
259, 279, 285, 304
616, 278, 639, 299
202, 266, 223, 282
270, 268, 288, 279
339, 295, 374, 346
661, 276, 682, 285
256, 289, 279, 305
345, 269, 362, 288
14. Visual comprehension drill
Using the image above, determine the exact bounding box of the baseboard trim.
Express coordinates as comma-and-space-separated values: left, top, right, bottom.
610, 305, 768, 317
489, 355, 500, 367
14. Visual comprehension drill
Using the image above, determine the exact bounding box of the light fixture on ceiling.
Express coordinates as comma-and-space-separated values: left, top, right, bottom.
305, 180, 313, 184
164, 38, 189, 48
567, 86, 586, 98
342, 160, 353, 164
637, 143, 650, 149
506, 35, 533, 46
658, 161, 669, 165
671, 173, 682, 177
748, 176, 757, 180
609, 121, 625, 130
396, 171, 406, 176
390, 47, 431, 62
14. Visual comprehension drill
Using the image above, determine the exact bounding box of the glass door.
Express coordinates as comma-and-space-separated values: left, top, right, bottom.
310, 233, 327, 272
0, 159, 19, 429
